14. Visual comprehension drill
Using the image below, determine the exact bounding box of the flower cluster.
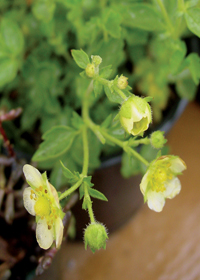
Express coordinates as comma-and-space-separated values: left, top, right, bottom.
140, 156, 186, 212
23, 164, 65, 250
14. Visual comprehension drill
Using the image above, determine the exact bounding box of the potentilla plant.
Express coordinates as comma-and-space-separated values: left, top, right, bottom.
0, 0, 198, 276
22, 50, 186, 253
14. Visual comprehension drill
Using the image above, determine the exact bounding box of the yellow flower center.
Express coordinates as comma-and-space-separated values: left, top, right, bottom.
150, 164, 174, 193
34, 197, 50, 217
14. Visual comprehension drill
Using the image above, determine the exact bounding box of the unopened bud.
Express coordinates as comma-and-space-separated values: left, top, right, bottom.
85, 63, 95, 78
119, 95, 152, 136
84, 222, 108, 253
150, 131, 167, 149
117, 75, 128, 90
91, 55, 102, 66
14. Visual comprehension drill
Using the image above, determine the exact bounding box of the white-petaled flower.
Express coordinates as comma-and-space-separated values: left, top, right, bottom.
23, 164, 65, 250
140, 155, 186, 212
119, 95, 152, 136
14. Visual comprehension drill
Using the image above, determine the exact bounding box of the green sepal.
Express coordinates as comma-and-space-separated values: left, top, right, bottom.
41, 171, 48, 182
35, 216, 40, 223
88, 188, 108, 202
82, 195, 92, 210
60, 161, 80, 184
71, 49, 90, 69
83, 176, 94, 188
104, 84, 124, 104
80, 70, 88, 79
144, 96, 153, 103
79, 184, 84, 200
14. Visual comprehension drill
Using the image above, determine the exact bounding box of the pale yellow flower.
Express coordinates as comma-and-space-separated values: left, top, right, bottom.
23, 164, 64, 250
140, 156, 186, 212
119, 95, 152, 136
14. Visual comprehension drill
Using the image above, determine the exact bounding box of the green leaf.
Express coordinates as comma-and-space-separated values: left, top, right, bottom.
103, 9, 121, 38
121, 152, 141, 178
90, 38, 124, 70
0, 17, 24, 55
0, 59, 18, 87
169, 40, 187, 74
50, 162, 69, 189
186, 53, 200, 85
83, 176, 94, 188
32, 126, 77, 161
93, 79, 103, 96
71, 111, 84, 129
71, 49, 90, 69
88, 188, 108, 201
82, 196, 92, 210
118, 4, 164, 31
104, 85, 124, 104
101, 114, 114, 128
124, 28, 148, 46
32, 0, 56, 22
79, 184, 84, 200
60, 161, 80, 184
176, 77, 197, 100
70, 130, 101, 169
99, 65, 113, 79
185, 7, 200, 37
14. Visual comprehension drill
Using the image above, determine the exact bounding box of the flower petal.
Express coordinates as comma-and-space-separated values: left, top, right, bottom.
36, 218, 54, 250
165, 177, 181, 199
23, 187, 36, 216
170, 157, 187, 173
140, 171, 150, 195
49, 182, 59, 207
55, 217, 64, 248
147, 191, 165, 212
23, 164, 45, 189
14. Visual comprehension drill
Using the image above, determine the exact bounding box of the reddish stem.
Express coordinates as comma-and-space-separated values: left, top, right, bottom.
0, 121, 15, 158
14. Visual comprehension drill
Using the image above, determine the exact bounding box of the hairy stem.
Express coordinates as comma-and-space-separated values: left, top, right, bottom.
59, 178, 83, 201
84, 183, 95, 223
100, 128, 150, 167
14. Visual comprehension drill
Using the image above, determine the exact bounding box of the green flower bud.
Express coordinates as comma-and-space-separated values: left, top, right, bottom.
117, 75, 128, 89
91, 55, 102, 66
85, 63, 95, 78
150, 131, 167, 149
84, 222, 108, 253
119, 95, 152, 136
